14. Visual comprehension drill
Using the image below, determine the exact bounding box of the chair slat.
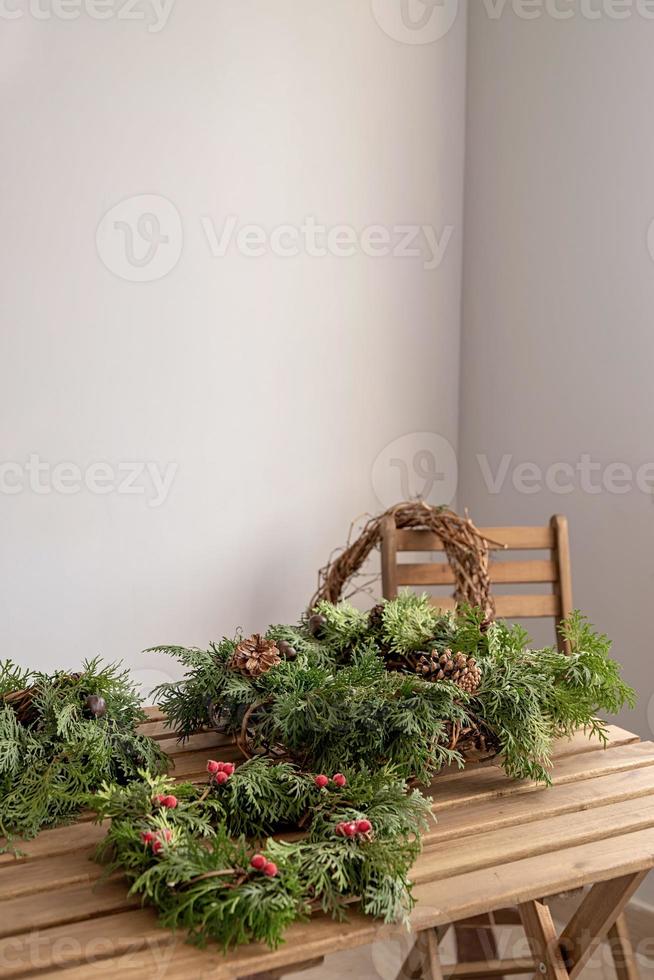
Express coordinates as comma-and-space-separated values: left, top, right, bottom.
397, 559, 558, 587
428, 594, 560, 618
396, 526, 555, 552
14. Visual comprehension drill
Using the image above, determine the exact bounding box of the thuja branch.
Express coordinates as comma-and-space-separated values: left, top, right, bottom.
0, 658, 168, 844
93, 760, 432, 950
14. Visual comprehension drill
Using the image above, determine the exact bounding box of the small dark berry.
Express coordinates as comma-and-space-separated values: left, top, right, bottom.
84, 694, 107, 718
277, 640, 297, 660
308, 613, 327, 637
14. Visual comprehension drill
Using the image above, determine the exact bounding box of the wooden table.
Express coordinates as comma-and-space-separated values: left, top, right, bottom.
1, 714, 653, 979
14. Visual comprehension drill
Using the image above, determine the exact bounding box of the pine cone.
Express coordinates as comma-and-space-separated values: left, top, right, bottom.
436, 649, 482, 693
228, 634, 281, 679
411, 651, 443, 680
368, 603, 385, 633
2, 687, 39, 726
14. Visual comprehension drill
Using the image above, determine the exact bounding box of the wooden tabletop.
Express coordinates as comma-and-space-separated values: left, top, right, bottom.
1, 715, 654, 980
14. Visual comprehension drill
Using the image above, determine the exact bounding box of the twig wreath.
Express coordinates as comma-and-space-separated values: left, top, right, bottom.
310, 502, 501, 617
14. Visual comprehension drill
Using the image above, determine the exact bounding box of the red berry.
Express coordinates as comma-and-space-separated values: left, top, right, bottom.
343, 822, 357, 837
161, 829, 173, 842
140, 830, 155, 844
263, 861, 278, 877
152, 794, 165, 805
162, 795, 178, 809
215, 771, 229, 785
222, 762, 235, 776
314, 774, 329, 789
250, 854, 267, 871
356, 819, 372, 834
207, 760, 220, 774
332, 773, 347, 787
334, 822, 345, 836
152, 840, 163, 855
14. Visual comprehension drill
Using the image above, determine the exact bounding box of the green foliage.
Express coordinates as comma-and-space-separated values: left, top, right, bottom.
472, 613, 636, 782
380, 593, 450, 652
0, 658, 167, 844
93, 762, 432, 949
153, 595, 634, 787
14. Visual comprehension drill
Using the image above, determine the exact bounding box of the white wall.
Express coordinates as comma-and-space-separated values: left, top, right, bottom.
0, 1, 468, 691
460, 4, 654, 897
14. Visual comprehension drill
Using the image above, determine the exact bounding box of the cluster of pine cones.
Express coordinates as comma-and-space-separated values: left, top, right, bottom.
369, 604, 482, 693
409, 649, 482, 694
385, 648, 482, 693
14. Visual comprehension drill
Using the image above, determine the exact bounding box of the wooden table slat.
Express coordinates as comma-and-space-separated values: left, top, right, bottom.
3, 762, 653, 902
15, 827, 654, 980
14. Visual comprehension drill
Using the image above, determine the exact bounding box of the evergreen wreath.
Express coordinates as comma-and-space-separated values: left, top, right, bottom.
0, 658, 167, 843
153, 595, 634, 786
93, 760, 432, 950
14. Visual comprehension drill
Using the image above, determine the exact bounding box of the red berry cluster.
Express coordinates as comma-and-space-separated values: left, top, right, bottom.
335, 818, 373, 839
206, 760, 236, 785
250, 853, 278, 877
314, 772, 347, 789
140, 828, 173, 855
152, 794, 178, 809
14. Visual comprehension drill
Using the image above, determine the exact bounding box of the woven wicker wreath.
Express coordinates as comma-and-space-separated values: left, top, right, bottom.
310, 502, 498, 620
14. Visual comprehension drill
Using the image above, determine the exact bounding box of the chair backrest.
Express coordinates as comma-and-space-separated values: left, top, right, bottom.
380, 514, 573, 653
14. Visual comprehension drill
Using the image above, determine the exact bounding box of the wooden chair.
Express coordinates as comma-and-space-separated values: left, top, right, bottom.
380, 514, 635, 980
380, 514, 573, 651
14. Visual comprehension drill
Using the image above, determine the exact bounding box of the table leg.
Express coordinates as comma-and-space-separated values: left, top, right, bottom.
559, 872, 647, 980
415, 929, 444, 980
609, 914, 639, 980
395, 927, 447, 980
518, 900, 569, 980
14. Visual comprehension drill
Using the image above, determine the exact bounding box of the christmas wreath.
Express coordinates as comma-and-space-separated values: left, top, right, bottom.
153, 594, 634, 785
0, 658, 167, 844
93, 759, 432, 949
